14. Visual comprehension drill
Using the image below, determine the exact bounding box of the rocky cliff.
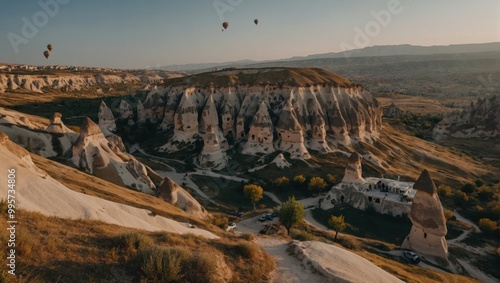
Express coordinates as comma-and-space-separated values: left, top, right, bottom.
156, 177, 208, 219
127, 68, 382, 163
433, 95, 499, 141
0, 65, 182, 94
71, 117, 157, 194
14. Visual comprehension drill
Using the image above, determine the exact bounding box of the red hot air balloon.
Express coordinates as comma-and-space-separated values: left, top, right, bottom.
43, 50, 51, 59
222, 22, 229, 30
47, 44, 53, 51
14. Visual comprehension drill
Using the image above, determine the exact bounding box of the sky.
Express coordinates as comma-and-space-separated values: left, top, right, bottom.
0, 0, 499, 69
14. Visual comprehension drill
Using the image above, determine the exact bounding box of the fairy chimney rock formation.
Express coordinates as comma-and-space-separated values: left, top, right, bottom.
136, 100, 146, 124
242, 101, 274, 155
98, 101, 117, 132
276, 98, 310, 159
401, 170, 448, 261
199, 125, 227, 168
342, 152, 363, 183
173, 88, 199, 142
71, 117, 155, 194
118, 100, 134, 120
46, 112, 70, 134
156, 177, 208, 219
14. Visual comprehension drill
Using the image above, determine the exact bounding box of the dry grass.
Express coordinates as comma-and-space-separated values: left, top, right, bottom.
359, 124, 496, 187
166, 67, 354, 87
375, 92, 476, 115
286, 221, 480, 283
0, 209, 275, 283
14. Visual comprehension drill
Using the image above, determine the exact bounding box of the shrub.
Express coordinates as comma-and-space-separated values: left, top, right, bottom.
240, 233, 255, 241
453, 191, 469, 206
476, 185, 495, 201
274, 176, 290, 187
474, 179, 484, 187
290, 229, 316, 241
478, 218, 497, 234
338, 237, 361, 250
209, 213, 229, 229
116, 233, 153, 251
444, 210, 454, 220
461, 183, 476, 194
233, 241, 260, 260
183, 253, 218, 283
138, 246, 192, 283
437, 184, 452, 197
326, 174, 338, 185
293, 175, 306, 185
308, 177, 327, 193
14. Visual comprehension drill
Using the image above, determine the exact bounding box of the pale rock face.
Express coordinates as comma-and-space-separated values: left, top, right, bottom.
0, 73, 164, 94
156, 177, 208, 219
0, 108, 62, 157
384, 103, 404, 118
200, 95, 219, 134
276, 96, 310, 159
98, 101, 117, 132
402, 170, 448, 261
342, 152, 364, 183
160, 87, 183, 130
221, 90, 241, 139
242, 101, 275, 155
433, 95, 499, 141
0, 130, 217, 239
46, 112, 71, 134
173, 88, 200, 142
71, 118, 155, 194
271, 153, 291, 168
118, 100, 134, 120
236, 87, 262, 140
143, 87, 167, 123
200, 94, 227, 148
136, 100, 146, 124
199, 125, 227, 169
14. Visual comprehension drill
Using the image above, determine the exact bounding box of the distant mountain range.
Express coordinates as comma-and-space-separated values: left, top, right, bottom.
158, 42, 500, 72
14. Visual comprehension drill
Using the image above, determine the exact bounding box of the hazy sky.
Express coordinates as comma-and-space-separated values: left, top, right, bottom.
1, 0, 499, 69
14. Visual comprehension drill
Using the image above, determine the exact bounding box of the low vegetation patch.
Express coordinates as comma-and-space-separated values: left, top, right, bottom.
0, 209, 275, 283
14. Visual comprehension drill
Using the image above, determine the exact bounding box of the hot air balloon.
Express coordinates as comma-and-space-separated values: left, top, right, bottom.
43, 50, 50, 59
222, 22, 229, 30
47, 44, 53, 51
254, 19, 258, 25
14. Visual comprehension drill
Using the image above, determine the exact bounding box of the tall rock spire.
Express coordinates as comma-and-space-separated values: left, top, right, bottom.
402, 170, 448, 263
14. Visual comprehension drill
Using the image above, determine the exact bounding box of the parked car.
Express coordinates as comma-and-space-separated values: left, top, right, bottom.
404, 251, 421, 264
258, 214, 268, 222
266, 213, 278, 220
226, 222, 237, 231
231, 210, 244, 217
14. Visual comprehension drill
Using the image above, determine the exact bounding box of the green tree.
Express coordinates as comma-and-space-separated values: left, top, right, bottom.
328, 215, 346, 241
308, 177, 327, 193
274, 177, 290, 188
243, 184, 264, 210
276, 196, 306, 235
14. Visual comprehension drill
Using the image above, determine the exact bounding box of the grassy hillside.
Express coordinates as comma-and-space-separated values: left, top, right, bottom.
0, 209, 274, 283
